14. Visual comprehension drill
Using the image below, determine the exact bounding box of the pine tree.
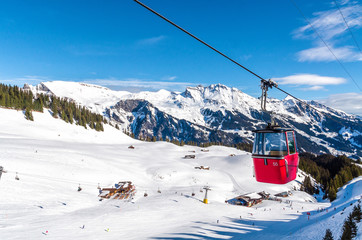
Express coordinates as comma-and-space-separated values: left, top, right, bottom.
51, 99, 58, 118
323, 229, 333, 240
33, 97, 43, 112
5, 93, 10, 108
340, 214, 357, 240
328, 187, 337, 202
95, 122, 103, 131
99, 122, 104, 131
89, 121, 94, 129
81, 116, 87, 129
335, 174, 343, 189
351, 204, 362, 223
0, 94, 6, 106
68, 109, 73, 124
61, 109, 67, 122
24, 108, 34, 121
302, 176, 314, 194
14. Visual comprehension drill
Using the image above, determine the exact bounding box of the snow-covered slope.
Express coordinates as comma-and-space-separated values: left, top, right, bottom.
24, 81, 130, 115
25, 81, 362, 158
0, 108, 361, 239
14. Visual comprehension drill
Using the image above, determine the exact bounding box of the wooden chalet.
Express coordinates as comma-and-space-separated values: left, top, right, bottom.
275, 191, 291, 198
227, 192, 266, 207
184, 155, 196, 159
257, 191, 270, 199
99, 181, 136, 200
194, 166, 210, 170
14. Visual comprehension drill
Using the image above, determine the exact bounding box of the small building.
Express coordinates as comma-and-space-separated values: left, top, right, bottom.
99, 181, 136, 200
227, 192, 264, 207
275, 191, 292, 198
201, 149, 209, 152
128, 145, 135, 149
257, 191, 270, 199
184, 155, 196, 159
194, 166, 210, 170
229, 154, 236, 157
227, 196, 250, 206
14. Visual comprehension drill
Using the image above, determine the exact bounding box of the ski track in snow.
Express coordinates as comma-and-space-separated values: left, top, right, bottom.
0, 108, 361, 239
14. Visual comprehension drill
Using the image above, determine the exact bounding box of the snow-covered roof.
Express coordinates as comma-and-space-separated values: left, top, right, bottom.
244, 192, 262, 199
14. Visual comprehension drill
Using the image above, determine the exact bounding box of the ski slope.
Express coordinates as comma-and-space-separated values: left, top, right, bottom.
0, 108, 361, 239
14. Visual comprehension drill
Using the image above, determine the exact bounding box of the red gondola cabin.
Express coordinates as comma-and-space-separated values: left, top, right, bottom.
252, 125, 299, 184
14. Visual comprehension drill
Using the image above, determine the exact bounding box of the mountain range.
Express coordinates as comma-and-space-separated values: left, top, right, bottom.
24, 81, 362, 158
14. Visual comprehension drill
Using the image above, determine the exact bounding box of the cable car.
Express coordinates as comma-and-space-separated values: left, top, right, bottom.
252, 124, 299, 184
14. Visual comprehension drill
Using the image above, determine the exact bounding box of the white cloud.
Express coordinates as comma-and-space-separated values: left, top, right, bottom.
274, 74, 346, 85
0, 76, 193, 92
293, 2, 362, 62
319, 92, 362, 115
240, 54, 252, 61
339, 0, 352, 6
301, 85, 325, 91
84, 78, 193, 92
297, 45, 362, 62
161, 76, 177, 81
136, 35, 165, 46
0, 76, 49, 86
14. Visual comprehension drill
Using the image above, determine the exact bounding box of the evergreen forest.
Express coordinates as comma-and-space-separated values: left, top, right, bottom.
0, 84, 105, 131
299, 153, 362, 201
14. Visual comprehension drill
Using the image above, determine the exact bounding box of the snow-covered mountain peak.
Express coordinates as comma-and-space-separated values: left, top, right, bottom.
283, 95, 297, 103
27, 81, 131, 114
24, 80, 362, 157
181, 83, 258, 109
184, 83, 241, 98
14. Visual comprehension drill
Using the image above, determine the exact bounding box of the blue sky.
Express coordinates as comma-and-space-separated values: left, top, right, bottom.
0, 0, 361, 114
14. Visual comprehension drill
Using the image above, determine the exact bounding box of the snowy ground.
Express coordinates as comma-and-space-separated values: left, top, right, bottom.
0, 108, 361, 239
